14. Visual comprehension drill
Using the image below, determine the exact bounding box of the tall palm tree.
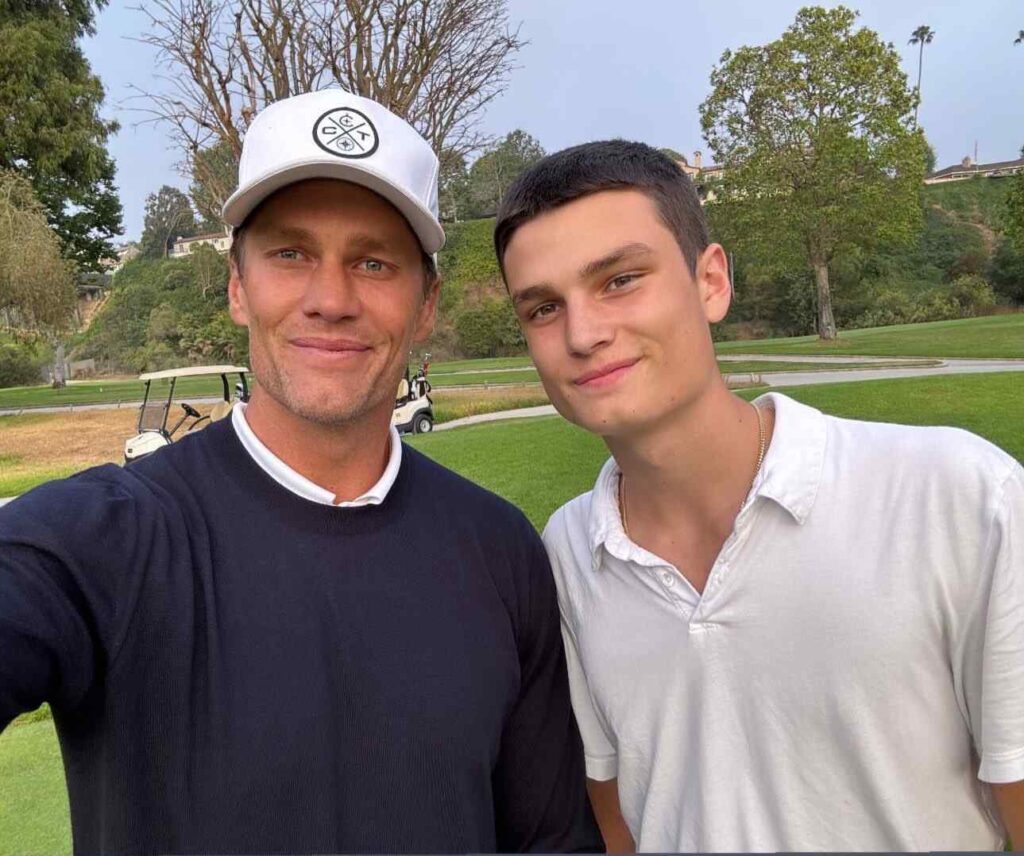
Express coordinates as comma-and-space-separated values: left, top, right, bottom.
908, 25, 935, 127
1015, 30, 1024, 45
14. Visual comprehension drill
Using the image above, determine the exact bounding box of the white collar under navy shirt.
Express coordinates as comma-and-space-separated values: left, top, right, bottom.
231, 401, 402, 507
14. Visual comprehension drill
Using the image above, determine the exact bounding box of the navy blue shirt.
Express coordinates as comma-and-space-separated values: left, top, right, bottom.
0, 420, 601, 854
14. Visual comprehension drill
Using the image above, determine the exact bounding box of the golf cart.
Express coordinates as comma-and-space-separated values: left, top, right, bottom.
393, 355, 434, 434
124, 365, 250, 462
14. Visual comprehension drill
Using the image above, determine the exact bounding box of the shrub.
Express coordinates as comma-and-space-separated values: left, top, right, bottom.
949, 274, 996, 316
0, 342, 45, 388
454, 299, 524, 358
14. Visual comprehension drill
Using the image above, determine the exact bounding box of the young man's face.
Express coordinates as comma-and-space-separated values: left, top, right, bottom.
229, 179, 438, 428
503, 189, 731, 438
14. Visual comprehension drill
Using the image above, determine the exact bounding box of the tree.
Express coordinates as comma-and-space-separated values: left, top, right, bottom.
0, 3, 123, 268
0, 170, 78, 384
189, 140, 237, 231
463, 130, 545, 218
438, 149, 470, 223
1007, 172, 1024, 255
908, 25, 934, 127
140, 186, 198, 259
700, 6, 925, 340
922, 137, 937, 174
1015, 30, 1023, 45
135, 0, 525, 219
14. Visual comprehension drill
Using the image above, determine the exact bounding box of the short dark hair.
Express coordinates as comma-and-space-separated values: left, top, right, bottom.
229, 223, 438, 295
494, 140, 709, 278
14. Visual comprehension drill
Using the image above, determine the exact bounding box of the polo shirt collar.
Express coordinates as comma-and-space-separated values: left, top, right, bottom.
231, 401, 402, 507
586, 392, 826, 570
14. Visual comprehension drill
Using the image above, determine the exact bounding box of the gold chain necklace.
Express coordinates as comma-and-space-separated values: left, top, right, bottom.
618, 402, 766, 539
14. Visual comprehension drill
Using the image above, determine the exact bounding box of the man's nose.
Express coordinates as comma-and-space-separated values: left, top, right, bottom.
300, 257, 362, 322
564, 298, 613, 356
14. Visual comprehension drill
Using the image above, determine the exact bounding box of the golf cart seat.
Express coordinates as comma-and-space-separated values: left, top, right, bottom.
209, 400, 233, 422
396, 377, 410, 401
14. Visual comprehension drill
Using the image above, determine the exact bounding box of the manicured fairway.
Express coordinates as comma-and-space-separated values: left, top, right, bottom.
0, 718, 70, 856
715, 313, 1024, 359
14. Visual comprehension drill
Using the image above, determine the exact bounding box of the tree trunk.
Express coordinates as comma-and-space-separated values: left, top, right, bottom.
52, 342, 67, 388
813, 261, 837, 340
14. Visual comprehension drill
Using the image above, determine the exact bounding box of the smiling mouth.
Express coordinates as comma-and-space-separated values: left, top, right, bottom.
573, 358, 639, 388
290, 337, 372, 355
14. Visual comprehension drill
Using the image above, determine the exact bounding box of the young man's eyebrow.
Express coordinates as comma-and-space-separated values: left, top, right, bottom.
511, 283, 559, 306
578, 242, 653, 279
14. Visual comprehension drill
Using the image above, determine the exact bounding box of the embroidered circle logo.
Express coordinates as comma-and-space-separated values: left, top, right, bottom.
312, 108, 379, 159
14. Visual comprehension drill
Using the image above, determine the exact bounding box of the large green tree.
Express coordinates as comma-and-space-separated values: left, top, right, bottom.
0, 1, 123, 269
463, 130, 545, 219
700, 6, 925, 340
140, 185, 197, 259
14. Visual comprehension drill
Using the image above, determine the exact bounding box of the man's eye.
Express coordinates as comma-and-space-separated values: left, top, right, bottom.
529, 303, 558, 320
276, 249, 302, 261
608, 273, 639, 290
361, 259, 386, 273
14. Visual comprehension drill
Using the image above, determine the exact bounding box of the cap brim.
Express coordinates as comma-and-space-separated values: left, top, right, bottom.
222, 159, 445, 253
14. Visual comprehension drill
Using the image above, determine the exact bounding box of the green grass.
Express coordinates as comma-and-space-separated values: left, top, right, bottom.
430, 368, 539, 387
0, 467, 81, 498
409, 417, 607, 528
429, 355, 534, 374
0, 375, 236, 410
0, 717, 70, 856
715, 313, 1024, 359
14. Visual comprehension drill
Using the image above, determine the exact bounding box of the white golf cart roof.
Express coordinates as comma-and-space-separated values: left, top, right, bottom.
138, 365, 250, 381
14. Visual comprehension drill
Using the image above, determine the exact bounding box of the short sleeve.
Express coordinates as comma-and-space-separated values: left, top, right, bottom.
963, 463, 1024, 784
561, 618, 618, 781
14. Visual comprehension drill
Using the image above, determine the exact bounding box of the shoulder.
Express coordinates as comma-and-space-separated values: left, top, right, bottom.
402, 443, 538, 537
825, 411, 1018, 495
541, 489, 600, 618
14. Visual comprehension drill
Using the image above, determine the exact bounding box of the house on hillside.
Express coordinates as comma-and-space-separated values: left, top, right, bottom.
925, 155, 1024, 185
170, 231, 233, 257
671, 151, 725, 203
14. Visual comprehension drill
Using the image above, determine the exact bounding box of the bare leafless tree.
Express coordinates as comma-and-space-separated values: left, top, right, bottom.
131, 0, 524, 217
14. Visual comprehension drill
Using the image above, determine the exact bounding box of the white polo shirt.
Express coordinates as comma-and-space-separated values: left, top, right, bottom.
231, 402, 401, 506
544, 392, 1024, 852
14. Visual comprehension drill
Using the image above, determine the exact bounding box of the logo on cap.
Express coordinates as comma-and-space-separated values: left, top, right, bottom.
312, 107, 379, 159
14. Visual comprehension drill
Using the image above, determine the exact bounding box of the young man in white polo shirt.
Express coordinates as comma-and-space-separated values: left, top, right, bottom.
494, 139, 1024, 852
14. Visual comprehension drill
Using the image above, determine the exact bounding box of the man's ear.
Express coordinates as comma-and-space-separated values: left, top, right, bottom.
412, 275, 441, 343
228, 262, 250, 327
696, 244, 732, 324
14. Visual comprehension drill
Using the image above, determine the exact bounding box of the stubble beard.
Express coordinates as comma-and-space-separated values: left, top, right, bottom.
248, 327, 403, 429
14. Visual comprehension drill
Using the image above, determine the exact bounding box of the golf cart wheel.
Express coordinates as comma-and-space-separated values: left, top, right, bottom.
414, 413, 433, 434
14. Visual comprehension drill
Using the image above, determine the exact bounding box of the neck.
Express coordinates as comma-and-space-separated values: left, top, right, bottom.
607, 381, 772, 537
242, 389, 393, 503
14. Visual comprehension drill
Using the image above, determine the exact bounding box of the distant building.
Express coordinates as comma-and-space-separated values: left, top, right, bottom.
170, 231, 233, 257
671, 151, 725, 204
925, 155, 1024, 185
102, 242, 140, 273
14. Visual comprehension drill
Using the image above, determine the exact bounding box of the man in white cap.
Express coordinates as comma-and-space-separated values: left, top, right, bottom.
0, 91, 602, 855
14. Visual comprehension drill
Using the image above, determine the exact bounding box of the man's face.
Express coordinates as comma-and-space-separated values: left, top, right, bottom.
503, 189, 730, 438
228, 179, 438, 427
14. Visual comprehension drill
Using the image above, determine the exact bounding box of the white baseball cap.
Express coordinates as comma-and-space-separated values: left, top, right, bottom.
222, 89, 445, 253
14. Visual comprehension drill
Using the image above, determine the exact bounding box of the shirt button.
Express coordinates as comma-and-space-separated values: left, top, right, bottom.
662, 572, 675, 587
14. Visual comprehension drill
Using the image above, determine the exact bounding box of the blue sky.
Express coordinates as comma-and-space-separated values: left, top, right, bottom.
83, 0, 1024, 241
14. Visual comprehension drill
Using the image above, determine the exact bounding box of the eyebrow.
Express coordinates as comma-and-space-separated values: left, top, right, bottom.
511, 283, 560, 307
511, 242, 655, 306
578, 242, 653, 279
